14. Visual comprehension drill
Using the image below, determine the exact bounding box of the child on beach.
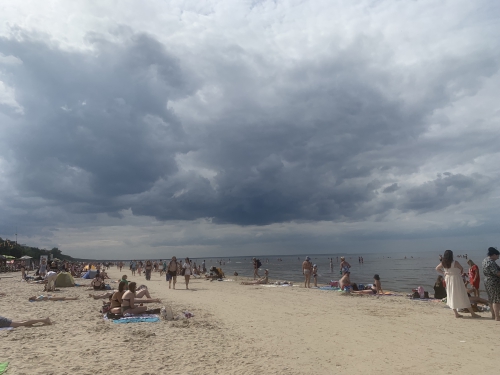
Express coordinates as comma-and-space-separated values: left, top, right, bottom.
312, 264, 318, 287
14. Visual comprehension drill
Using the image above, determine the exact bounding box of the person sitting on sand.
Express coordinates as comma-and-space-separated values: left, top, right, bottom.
241, 270, 269, 285
28, 295, 79, 302
434, 275, 447, 299
205, 266, 225, 280
91, 274, 105, 291
120, 282, 157, 315
0, 316, 51, 328
109, 281, 127, 314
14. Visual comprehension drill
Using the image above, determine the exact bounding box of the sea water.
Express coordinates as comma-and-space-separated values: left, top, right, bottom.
195, 248, 490, 293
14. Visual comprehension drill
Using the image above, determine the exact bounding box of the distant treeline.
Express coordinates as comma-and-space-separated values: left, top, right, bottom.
0, 237, 74, 261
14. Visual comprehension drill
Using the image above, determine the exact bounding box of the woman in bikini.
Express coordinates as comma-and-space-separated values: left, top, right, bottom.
120, 282, 149, 315
91, 274, 105, 290
109, 281, 127, 314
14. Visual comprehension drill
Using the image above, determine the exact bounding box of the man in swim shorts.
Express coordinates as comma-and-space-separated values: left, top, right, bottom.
302, 256, 313, 288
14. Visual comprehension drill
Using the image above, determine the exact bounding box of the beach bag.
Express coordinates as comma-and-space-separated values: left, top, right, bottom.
180, 268, 186, 276
166, 273, 172, 281
330, 281, 339, 287
100, 302, 111, 314
412, 291, 420, 299
257, 259, 262, 268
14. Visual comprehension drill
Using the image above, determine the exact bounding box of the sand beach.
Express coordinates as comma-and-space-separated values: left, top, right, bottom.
1, 268, 499, 375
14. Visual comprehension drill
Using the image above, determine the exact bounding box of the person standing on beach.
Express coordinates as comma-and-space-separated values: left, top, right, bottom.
183, 257, 192, 289
253, 258, 261, 279
467, 259, 480, 297
482, 247, 500, 321
145, 260, 153, 281
167, 257, 178, 289
312, 264, 318, 287
339, 257, 351, 275
302, 256, 313, 288
130, 260, 137, 276
436, 250, 479, 319
329, 258, 333, 273
202, 260, 206, 273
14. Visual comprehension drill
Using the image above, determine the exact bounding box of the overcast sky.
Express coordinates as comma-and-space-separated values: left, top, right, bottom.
1, 0, 499, 259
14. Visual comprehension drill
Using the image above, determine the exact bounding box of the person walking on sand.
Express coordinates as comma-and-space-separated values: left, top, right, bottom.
302, 256, 313, 288
167, 257, 178, 289
183, 257, 192, 289
131, 260, 137, 276
436, 250, 480, 319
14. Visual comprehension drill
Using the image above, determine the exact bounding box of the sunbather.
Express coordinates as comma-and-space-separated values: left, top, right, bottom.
91, 274, 105, 290
109, 281, 127, 314
241, 270, 269, 285
0, 316, 51, 328
28, 295, 79, 302
88, 291, 115, 299
120, 282, 160, 315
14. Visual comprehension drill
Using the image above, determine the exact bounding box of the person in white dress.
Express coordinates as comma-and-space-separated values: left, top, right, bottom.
183, 258, 192, 290
436, 250, 480, 319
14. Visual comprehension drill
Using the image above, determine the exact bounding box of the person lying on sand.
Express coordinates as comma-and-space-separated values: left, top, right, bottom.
89, 291, 115, 299
0, 316, 51, 328
28, 295, 79, 302
241, 270, 269, 285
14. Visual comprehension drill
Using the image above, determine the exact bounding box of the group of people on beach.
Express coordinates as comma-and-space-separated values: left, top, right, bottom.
433, 247, 500, 321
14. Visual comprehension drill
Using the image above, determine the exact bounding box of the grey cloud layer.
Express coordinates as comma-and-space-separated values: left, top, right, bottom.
0, 22, 499, 235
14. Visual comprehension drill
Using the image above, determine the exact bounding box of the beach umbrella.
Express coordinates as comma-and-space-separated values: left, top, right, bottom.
3, 255, 15, 259
19, 255, 32, 260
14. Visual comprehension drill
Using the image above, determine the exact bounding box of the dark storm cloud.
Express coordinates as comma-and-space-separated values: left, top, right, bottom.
0, 30, 196, 218
400, 173, 492, 213
1, 26, 500, 232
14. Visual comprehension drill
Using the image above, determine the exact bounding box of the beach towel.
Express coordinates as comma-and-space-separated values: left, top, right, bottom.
112, 315, 160, 324
0, 362, 8, 375
0, 327, 14, 331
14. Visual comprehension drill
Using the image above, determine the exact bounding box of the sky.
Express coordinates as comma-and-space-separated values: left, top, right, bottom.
1, 0, 500, 259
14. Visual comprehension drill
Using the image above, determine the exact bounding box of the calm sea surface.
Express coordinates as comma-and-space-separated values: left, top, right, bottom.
185, 249, 490, 293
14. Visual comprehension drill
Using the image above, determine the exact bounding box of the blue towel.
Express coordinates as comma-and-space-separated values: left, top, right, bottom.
113, 316, 160, 324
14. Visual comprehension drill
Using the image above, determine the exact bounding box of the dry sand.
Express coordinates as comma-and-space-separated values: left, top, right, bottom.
1, 268, 499, 375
